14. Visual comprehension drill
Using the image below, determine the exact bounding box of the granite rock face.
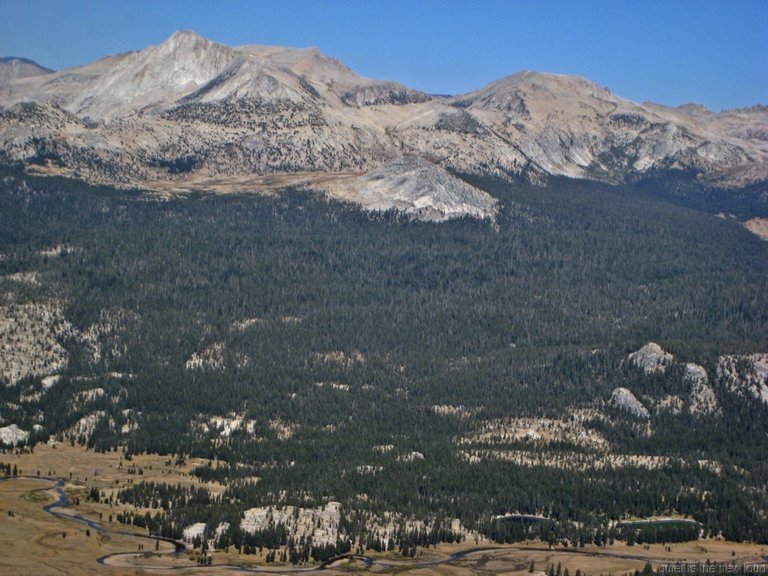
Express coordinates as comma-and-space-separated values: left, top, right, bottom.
684, 363, 720, 416
718, 353, 768, 406
627, 342, 674, 374
610, 387, 650, 420
324, 156, 498, 222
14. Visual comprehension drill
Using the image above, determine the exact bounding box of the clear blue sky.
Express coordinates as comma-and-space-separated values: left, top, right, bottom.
1, 0, 766, 110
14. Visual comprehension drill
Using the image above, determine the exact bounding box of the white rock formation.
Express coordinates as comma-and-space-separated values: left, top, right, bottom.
431, 404, 480, 419
182, 522, 207, 543
68, 387, 106, 411
718, 353, 768, 405
610, 387, 650, 419
41, 375, 61, 390
241, 503, 342, 547
0, 301, 71, 385
185, 342, 226, 371
37, 244, 78, 258
214, 522, 230, 544
628, 342, 674, 374
399, 450, 425, 462
0, 423, 29, 446
684, 363, 720, 416
64, 411, 106, 441
460, 416, 608, 450
324, 156, 498, 222
205, 414, 255, 437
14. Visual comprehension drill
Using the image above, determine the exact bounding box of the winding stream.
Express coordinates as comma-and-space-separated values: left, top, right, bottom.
7, 475, 768, 574
25, 475, 491, 572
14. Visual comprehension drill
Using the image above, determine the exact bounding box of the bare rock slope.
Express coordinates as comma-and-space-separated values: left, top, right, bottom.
610, 387, 650, 420
1, 31, 766, 220
323, 156, 497, 221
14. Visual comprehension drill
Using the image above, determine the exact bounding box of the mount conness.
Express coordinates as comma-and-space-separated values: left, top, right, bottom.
1, 30, 766, 219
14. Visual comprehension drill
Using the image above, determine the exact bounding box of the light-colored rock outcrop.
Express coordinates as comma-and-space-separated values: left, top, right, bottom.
684, 363, 720, 416
628, 342, 674, 374
718, 353, 768, 405
610, 387, 650, 419
0, 301, 71, 385
628, 346, 721, 417
0, 423, 29, 446
182, 522, 207, 543
324, 156, 498, 221
745, 218, 768, 240
64, 411, 106, 441
459, 416, 608, 449
185, 342, 226, 371
68, 388, 106, 412
241, 502, 342, 547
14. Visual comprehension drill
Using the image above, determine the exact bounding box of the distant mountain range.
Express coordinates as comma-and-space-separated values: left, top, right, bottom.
1, 30, 766, 219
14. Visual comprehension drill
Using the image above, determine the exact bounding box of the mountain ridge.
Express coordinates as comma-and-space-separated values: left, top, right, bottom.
0, 30, 766, 220
0, 56, 54, 84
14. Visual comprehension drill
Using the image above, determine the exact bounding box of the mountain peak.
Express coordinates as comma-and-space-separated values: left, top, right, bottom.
492, 70, 611, 97
0, 56, 53, 70
0, 57, 53, 84
61, 30, 236, 119
165, 29, 209, 44
169, 29, 202, 39
155, 29, 225, 57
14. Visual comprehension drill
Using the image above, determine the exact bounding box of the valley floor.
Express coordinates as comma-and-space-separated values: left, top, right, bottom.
0, 444, 765, 575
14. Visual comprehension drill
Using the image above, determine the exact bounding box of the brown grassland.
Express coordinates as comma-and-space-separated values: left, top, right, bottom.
0, 443, 766, 575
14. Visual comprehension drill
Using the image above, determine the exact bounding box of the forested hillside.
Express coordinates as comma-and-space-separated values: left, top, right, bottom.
1, 166, 767, 552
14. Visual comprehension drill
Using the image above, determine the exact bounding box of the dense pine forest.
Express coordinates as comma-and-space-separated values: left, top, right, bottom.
1, 165, 767, 551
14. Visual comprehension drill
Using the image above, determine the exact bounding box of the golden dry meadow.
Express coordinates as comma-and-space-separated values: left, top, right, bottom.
1, 444, 766, 575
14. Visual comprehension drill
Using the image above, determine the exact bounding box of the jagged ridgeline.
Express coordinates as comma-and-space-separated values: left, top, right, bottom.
1, 166, 767, 548
1, 30, 767, 212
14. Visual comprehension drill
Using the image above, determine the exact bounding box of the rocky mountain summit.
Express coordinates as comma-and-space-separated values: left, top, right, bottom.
0, 31, 766, 220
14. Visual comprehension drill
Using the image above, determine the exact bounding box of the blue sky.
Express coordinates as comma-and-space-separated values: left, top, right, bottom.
1, 0, 765, 110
